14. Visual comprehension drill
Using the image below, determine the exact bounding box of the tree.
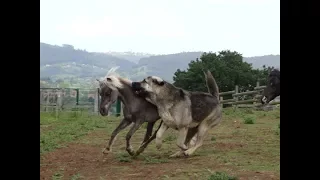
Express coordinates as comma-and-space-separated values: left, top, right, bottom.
173, 50, 272, 95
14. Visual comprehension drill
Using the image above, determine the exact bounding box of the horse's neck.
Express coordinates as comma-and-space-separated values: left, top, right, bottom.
118, 88, 136, 109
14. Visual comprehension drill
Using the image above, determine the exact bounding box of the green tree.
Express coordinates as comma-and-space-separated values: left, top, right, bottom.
173, 50, 272, 94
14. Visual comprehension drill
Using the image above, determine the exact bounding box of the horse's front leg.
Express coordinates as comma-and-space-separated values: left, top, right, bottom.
125, 120, 144, 156
141, 121, 155, 145
102, 118, 132, 154
134, 121, 163, 157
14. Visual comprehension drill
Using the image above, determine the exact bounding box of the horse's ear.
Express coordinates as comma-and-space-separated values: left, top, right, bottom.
153, 79, 165, 86
159, 81, 165, 86
96, 79, 100, 82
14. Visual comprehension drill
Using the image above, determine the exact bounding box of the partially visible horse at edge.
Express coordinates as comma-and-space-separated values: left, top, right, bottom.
261, 69, 280, 104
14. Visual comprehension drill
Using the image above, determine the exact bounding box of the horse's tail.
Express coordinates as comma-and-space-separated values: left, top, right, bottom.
203, 70, 219, 98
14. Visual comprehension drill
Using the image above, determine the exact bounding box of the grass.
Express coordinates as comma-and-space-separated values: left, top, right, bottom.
116, 153, 132, 162
52, 170, 64, 180
208, 171, 238, 180
40, 107, 280, 180
40, 111, 117, 154
143, 155, 169, 164
71, 173, 83, 180
243, 115, 256, 124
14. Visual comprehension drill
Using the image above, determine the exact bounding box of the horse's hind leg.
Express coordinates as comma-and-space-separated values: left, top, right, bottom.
102, 118, 131, 154
183, 118, 220, 157
169, 126, 198, 158
125, 120, 144, 156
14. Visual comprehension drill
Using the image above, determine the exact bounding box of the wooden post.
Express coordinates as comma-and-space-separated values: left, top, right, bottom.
75, 89, 79, 106
233, 85, 239, 109
120, 102, 124, 117
116, 99, 121, 117
40, 90, 42, 111
254, 81, 260, 106
45, 91, 50, 112
94, 88, 99, 114
56, 91, 61, 119
220, 96, 223, 109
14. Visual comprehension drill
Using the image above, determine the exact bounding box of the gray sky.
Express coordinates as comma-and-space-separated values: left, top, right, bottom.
40, 0, 279, 57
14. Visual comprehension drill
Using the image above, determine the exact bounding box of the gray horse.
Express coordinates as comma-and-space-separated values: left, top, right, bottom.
96, 76, 161, 156
261, 69, 280, 104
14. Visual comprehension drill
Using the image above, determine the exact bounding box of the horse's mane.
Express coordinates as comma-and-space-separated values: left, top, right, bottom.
100, 66, 132, 88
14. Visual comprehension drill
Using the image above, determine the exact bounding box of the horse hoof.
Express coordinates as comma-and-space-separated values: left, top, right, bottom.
177, 144, 188, 151
169, 151, 184, 158
102, 148, 111, 154
183, 151, 191, 157
134, 148, 145, 157
126, 149, 136, 156
156, 143, 162, 150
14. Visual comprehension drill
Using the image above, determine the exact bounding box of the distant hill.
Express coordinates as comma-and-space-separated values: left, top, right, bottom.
244, 55, 280, 69
40, 42, 280, 85
104, 51, 155, 63
40, 43, 136, 79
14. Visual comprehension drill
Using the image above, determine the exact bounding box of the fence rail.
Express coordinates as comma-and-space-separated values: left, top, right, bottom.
219, 82, 280, 109
40, 88, 122, 117
40, 81, 279, 117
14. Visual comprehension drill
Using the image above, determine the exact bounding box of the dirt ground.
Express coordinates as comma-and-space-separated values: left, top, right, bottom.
40, 109, 280, 180
40, 142, 277, 180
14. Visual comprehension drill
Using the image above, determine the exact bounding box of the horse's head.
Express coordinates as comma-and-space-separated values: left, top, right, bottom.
261, 69, 280, 104
97, 79, 119, 116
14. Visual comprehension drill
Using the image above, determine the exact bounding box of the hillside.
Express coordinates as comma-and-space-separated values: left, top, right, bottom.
40, 43, 136, 79
40, 42, 280, 86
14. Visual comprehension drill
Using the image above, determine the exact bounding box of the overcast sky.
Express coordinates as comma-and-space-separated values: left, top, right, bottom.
40, 0, 279, 56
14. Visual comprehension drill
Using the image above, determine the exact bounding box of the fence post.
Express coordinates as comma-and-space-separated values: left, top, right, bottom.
40, 90, 42, 111
254, 81, 260, 106
233, 85, 239, 109
76, 89, 79, 106
116, 99, 121, 117
45, 91, 50, 112
56, 91, 61, 119
220, 96, 223, 109
256, 81, 260, 88
94, 88, 99, 114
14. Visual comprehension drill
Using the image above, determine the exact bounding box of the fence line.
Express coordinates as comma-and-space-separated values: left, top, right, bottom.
40, 81, 279, 117
218, 81, 280, 109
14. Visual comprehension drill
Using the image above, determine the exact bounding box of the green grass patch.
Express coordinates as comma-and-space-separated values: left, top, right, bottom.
52, 171, 64, 180
143, 155, 169, 164
243, 116, 256, 124
40, 111, 118, 154
208, 171, 237, 180
116, 153, 132, 162
71, 173, 83, 180
164, 134, 176, 142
